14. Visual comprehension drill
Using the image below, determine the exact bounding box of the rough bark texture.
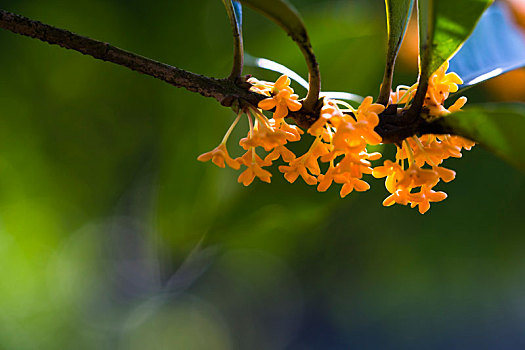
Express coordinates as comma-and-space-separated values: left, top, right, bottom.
0, 9, 455, 144
0, 9, 265, 105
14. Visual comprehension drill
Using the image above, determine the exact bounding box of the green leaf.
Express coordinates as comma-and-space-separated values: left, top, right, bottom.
378, 0, 414, 105
418, 0, 493, 76
238, 0, 320, 110
441, 103, 525, 171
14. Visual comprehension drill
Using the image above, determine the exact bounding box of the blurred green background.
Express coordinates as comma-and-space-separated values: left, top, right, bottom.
0, 0, 524, 349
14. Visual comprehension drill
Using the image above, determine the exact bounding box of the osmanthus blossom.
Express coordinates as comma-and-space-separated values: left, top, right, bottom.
197, 143, 240, 170
198, 62, 474, 214
373, 62, 474, 213
197, 111, 242, 170
257, 75, 302, 119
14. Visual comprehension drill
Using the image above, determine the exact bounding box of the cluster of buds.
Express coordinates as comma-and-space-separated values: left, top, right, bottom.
198, 61, 474, 214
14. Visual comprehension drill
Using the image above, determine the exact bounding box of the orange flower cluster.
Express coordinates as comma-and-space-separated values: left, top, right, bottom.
373, 134, 474, 214
198, 75, 303, 186
390, 61, 467, 116
198, 62, 474, 214
424, 62, 468, 117
373, 62, 475, 213
299, 96, 384, 198
198, 75, 384, 195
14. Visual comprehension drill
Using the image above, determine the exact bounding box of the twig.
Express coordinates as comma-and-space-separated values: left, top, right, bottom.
0, 8, 457, 144
0, 9, 261, 106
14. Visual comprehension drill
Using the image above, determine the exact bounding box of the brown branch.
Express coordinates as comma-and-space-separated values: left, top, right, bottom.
0, 8, 453, 144
0, 9, 263, 106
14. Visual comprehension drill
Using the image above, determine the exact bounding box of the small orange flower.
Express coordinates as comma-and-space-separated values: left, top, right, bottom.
279, 161, 318, 185
427, 61, 463, 105
433, 166, 456, 183
373, 160, 404, 192
410, 185, 448, 214
272, 118, 303, 141
258, 75, 302, 119
423, 62, 467, 118
396, 164, 440, 189
307, 101, 342, 136
317, 166, 336, 192
197, 143, 240, 170
446, 135, 475, 151
236, 149, 272, 186
383, 188, 413, 207
339, 177, 370, 198
239, 117, 289, 151
237, 164, 272, 186
355, 96, 384, 127
264, 145, 296, 164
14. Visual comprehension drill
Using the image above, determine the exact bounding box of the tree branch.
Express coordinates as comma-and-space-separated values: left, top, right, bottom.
0, 9, 263, 106
0, 8, 458, 144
